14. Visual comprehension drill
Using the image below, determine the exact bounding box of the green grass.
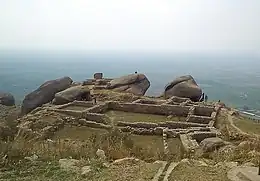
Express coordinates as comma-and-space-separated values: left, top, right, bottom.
0, 160, 84, 181
233, 116, 260, 135
167, 138, 183, 160
105, 110, 186, 123
85, 160, 161, 181
53, 126, 109, 140
169, 161, 230, 181
0, 158, 162, 181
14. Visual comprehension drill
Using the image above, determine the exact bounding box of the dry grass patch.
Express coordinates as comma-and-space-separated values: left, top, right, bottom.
169, 160, 230, 181
233, 116, 260, 135
85, 159, 161, 181
0, 127, 170, 163
0, 160, 84, 181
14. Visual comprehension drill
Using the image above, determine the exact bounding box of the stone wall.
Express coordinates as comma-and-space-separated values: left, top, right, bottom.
132, 99, 166, 105
188, 131, 217, 142
186, 115, 212, 124
117, 120, 207, 129
81, 112, 110, 124
72, 101, 94, 107
86, 102, 109, 113
55, 101, 94, 110
108, 102, 190, 116
167, 96, 191, 104
180, 134, 199, 153
194, 105, 214, 116
77, 119, 112, 129
51, 109, 83, 117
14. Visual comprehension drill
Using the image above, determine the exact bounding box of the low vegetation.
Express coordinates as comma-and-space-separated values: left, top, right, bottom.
233, 116, 260, 135
105, 110, 186, 123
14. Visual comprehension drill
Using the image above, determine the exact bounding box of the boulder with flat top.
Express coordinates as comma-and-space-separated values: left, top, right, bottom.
107, 73, 150, 96
52, 85, 92, 105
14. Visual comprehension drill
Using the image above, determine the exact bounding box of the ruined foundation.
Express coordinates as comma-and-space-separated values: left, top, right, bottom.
19, 95, 222, 156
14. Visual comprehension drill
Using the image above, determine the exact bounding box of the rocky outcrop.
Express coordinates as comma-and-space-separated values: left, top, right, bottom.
21, 77, 73, 115
0, 92, 15, 106
164, 75, 202, 101
107, 73, 150, 96
52, 86, 92, 105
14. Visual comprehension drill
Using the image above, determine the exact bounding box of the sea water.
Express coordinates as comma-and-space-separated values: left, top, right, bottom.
0, 51, 260, 112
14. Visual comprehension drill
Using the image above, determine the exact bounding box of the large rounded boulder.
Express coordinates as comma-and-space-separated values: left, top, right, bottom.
52, 85, 92, 105
164, 75, 202, 101
107, 73, 150, 96
200, 137, 226, 153
0, 92, 15, 106
21, 76, 73, 115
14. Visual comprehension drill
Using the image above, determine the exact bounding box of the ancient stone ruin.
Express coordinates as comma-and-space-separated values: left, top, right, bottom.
18, 91, 223, 157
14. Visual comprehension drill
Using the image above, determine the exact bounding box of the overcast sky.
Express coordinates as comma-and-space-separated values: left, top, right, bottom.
0, 0, 259, 53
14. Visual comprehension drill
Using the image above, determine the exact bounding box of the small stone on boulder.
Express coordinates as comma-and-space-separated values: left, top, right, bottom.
0, 92, 15, 106
94, 73, 103, 79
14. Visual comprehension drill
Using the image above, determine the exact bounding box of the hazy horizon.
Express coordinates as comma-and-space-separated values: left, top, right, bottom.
1, 0, 260, 54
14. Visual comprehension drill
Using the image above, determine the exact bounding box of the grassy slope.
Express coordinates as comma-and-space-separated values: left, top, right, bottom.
0, 159, 161, 181
233, 116, 260, 135
169, 161, 230, 181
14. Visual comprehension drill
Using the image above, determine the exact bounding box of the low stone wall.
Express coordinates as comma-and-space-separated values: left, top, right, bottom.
117, 121, 207, 129
186, 115, 212, 124
77, 119, 112, 130
194, 105, 214, 117
81, 112, 110, 124
118, 126, 186, 137
51, 109, 83, 117
117, 125, 212, 138
54, 101, 94, 110
188, 131, 217, 142
188, 107, 195, 115
93, 85, 107, 90
208, 120, 215, 127
180, 134, 199, 153
168, 96, 190, 103
54, 102, 74, 109
132, 99, 166, 105
163, 129, 169, 155
109, 102, 190, 116
86, 103, 109, 113
72, 101, 94, 107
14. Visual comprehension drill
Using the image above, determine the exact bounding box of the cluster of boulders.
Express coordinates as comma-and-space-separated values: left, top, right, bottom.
1, 72, 203, 115
20, 77, 92, 115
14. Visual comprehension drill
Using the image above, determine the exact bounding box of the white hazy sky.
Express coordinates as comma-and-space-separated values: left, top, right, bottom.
0, 0, 260, 53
